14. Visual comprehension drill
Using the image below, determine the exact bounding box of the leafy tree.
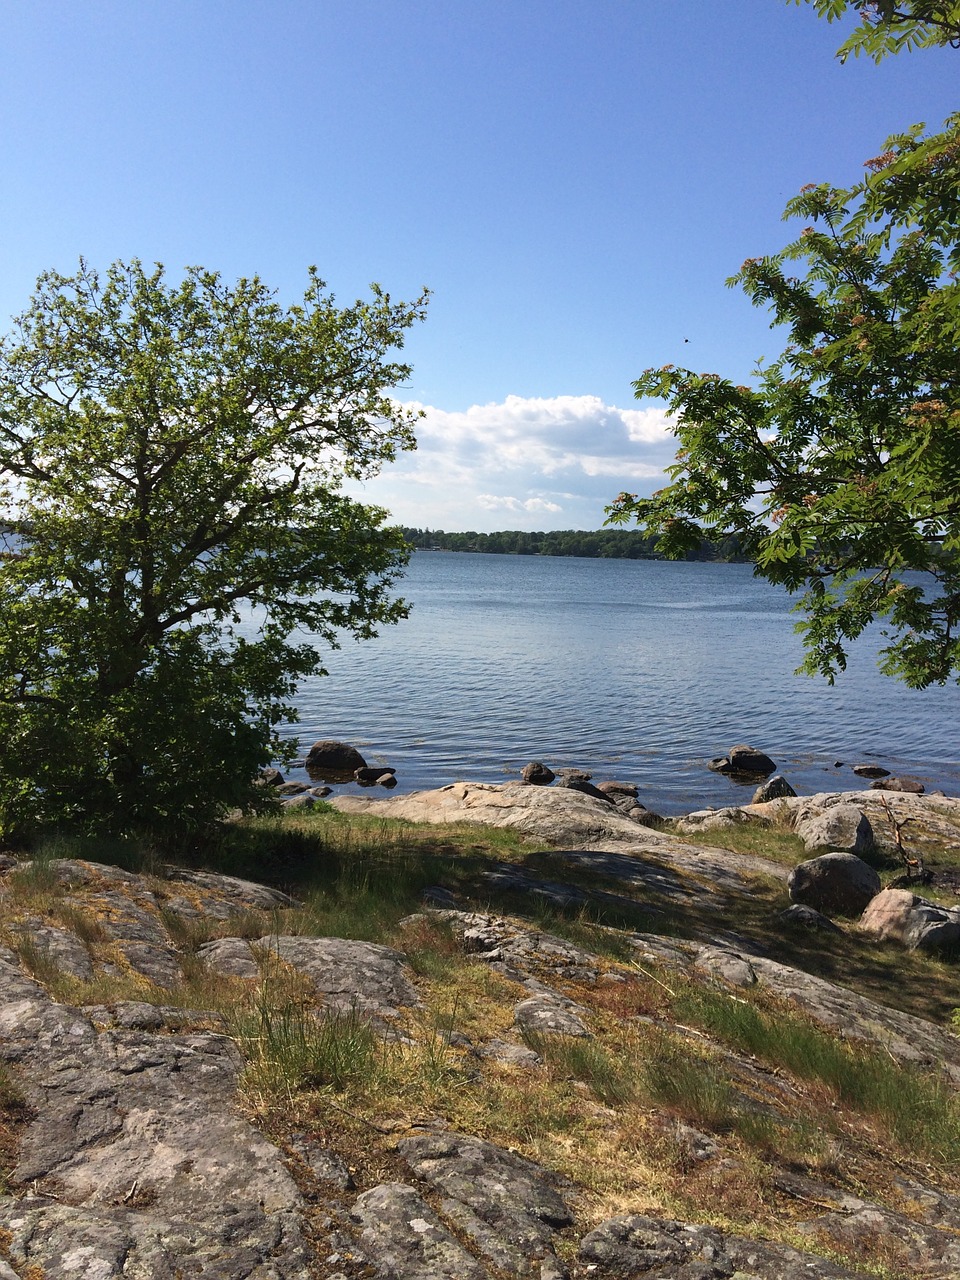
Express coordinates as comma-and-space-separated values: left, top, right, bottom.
0, 260, 427, 843
790, 1, 960, 61
608, 114, 960, 687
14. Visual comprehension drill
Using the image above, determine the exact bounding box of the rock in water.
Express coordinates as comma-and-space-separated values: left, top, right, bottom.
871, 776, 925, 794
305, 739, 366, 778
708, 744, 776, 777
753, 774, 797, 803
521, 761, 555, 785
853, 763, 890, 779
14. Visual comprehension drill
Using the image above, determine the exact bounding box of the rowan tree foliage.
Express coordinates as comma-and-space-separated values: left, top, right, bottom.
608, 115, 960, 687
791, 0, 960, 60
0, 260, 428, 843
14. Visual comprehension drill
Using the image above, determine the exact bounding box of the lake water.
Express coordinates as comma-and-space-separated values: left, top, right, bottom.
276, 551, 960, 815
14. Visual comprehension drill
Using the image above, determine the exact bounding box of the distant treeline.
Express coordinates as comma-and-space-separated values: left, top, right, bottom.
400, 527, 748, 561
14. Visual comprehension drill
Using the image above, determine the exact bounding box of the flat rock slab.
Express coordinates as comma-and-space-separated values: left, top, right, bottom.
332, 783, 788, 894
8, 919, 94, 981
476, 1038, 542, 1068
798, 1204, 960, 1279
439, 910, 599, 982
352, 1182, 491, 1280
83, 1000, 227, 1031
579, 1213, 862, 1279
0, 1196, 314, 1280
0, 858, 303, 991
164, 867, 299, 915
515, 993, 592, 1038
197, 935, 265, 979
261, 935, 419, 1017
775, 1171, 960, 1279
199, 935, 420, 1019
397, 1131, 572, 1276
531, 848, 700, 903
0, 950, 312, 1278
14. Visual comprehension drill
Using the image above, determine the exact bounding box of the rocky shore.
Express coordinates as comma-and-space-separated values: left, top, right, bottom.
1, 780, 959, 1278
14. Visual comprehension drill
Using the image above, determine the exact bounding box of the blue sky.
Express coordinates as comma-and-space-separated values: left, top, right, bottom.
1, 1, 955, 530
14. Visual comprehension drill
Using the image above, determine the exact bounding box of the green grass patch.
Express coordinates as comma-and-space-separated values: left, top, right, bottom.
235, 993, 387, 1101
674, 984, 960, 1164
674, 820, 809, 868
640, 1034, 743, 1131
522, 1030, 638, 1108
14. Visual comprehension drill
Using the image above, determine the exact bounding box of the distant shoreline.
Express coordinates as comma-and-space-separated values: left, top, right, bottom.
401, 526, 747, 563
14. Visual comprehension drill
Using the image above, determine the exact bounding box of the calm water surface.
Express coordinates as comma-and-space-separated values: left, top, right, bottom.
274, 552, 960, 815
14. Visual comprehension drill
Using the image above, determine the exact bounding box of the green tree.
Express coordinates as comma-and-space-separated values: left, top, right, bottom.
791, 1, 960, 61
0, 260, 427, 843
608, 114, 960, 687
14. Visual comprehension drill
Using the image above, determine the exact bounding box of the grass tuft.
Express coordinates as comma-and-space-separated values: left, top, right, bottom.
640, 1034, 743, 1131
235, 990, 386, 1103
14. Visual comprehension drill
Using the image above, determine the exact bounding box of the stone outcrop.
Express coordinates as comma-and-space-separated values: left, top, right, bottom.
675, 805, 762, 834
0, 946, 314, 1278
332, 781, 791, 895
751, 789, 960, 861
396, 1131, 573, 1275
579, 1213, 861, 1279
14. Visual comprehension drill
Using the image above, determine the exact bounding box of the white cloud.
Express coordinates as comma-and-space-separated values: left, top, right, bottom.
347, 393, 677, 531
476, 494, 563, 513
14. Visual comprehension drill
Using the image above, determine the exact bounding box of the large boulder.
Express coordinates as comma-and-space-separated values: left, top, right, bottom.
795, 802, 874, 855
708, 744, 776, 777
788, 852, 881, 916
905, 904, 960, 953
305, 739, 366, 778
858, 887, 918, 942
